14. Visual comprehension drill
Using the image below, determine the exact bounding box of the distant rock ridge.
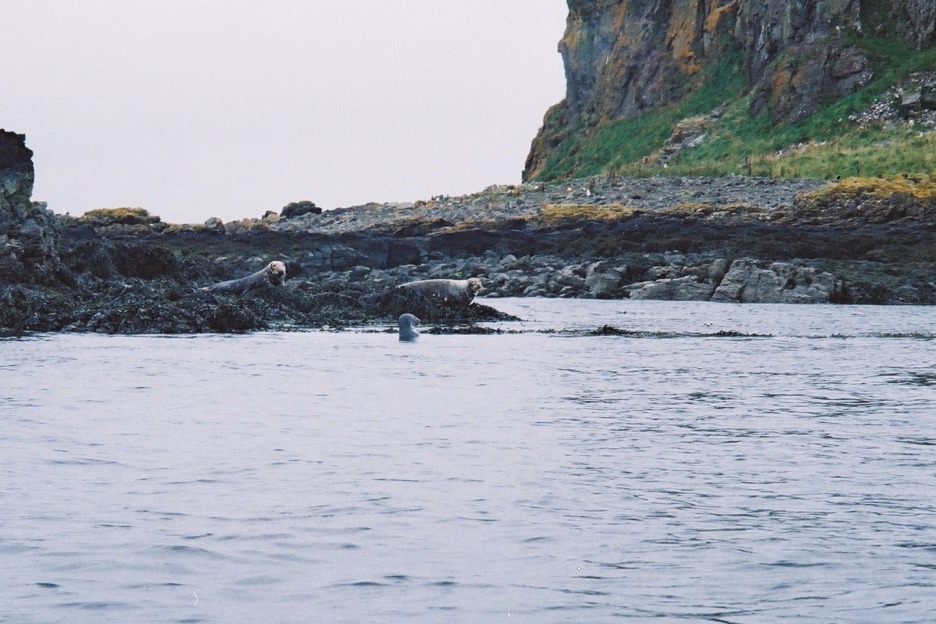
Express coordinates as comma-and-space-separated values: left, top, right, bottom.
525, 0, 936, 179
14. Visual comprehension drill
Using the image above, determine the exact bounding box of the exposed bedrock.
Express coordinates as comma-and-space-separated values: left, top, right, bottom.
0, 129, 64, 286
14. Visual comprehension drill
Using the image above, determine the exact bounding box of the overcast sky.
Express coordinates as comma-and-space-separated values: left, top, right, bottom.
1, 1, 568, 224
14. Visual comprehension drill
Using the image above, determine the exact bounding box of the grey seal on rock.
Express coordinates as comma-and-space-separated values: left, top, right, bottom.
201, 261, 286, 295
395, 278, 482, 309
398, 313, 420, 341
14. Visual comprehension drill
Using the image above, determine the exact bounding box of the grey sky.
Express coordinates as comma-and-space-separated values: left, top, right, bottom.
1, 1, 567, 224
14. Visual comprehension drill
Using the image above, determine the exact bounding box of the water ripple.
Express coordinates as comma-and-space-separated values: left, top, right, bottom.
3, 300, 935, 623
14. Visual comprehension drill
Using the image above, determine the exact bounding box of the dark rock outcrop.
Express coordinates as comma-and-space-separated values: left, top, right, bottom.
280, 201, 322, 220
0, 129, 64, 285
710, 258, 843, 303
869, 0, 936, 50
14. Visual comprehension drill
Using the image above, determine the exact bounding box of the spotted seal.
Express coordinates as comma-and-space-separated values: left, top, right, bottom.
395, 278, 482, 309
201, 261, 286, 295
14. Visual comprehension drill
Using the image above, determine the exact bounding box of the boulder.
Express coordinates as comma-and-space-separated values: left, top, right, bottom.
204, 217, 226, 233
79, 207, 160, 227
584, 261, 626, 297
711, 258, 840, 303
280, 201, 322, 220
628, 275, 717, 301
554, 265, 586, 292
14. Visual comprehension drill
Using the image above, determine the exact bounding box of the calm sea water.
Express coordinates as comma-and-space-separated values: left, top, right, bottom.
2, 298, 934, 624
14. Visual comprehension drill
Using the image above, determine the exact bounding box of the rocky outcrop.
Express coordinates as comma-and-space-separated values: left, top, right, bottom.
280, 201, 322, 220
482, 255, 841, 304
736, 1, 875, 123
0, 129, 33, 197
0, 130, 63, 285
871, 0, 936, 50
525, 0, 934, 179
710, 258, 842, 303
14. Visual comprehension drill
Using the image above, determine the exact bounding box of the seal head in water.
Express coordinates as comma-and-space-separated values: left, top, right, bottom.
398, 313, 420, 341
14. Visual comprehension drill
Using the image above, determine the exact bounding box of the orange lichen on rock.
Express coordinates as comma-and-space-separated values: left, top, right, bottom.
803, 175, 936, 203
539, 202, 637, 223
666, 0, 702, 74
79, 207, 161, 226
704, 0, 739, 34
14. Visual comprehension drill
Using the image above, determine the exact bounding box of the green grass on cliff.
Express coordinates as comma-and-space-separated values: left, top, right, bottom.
533, 37, 936, 182
537, 45, 747, 180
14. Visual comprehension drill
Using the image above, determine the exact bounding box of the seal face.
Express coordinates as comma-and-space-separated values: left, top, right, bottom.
264, 261, 287, 286
398, 313, 420, 341
466, 278, 482, 297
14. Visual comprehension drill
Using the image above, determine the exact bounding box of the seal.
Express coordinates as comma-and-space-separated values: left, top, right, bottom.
201, 261, 286, 295
395, 278, 482, 309
398, 313, 420, 341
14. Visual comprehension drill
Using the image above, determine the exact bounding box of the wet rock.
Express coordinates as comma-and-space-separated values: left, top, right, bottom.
112, 243, 180, 279
371, 284, 514, 323
711, 258, 841, 303
628, 275, 717, 301
424, 324, 504, 335
584, 261, 626, 298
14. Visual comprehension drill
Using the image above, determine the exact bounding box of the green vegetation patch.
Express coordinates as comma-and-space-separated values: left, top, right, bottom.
535, 42, 746, 180
802, 174, 936, 203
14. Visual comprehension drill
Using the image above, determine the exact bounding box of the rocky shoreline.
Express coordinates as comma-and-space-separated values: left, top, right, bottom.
3, 130, 935, 334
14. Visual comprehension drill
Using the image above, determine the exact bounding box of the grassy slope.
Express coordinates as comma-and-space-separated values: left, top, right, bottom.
533, 37, 936, 182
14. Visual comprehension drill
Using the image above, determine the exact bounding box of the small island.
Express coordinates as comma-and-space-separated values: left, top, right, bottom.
2, 127, 934, 335
2, 1, 934, 334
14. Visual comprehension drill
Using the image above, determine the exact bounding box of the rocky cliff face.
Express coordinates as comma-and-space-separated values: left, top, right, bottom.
525, 0, 936, 179
0, 130, 64, 285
